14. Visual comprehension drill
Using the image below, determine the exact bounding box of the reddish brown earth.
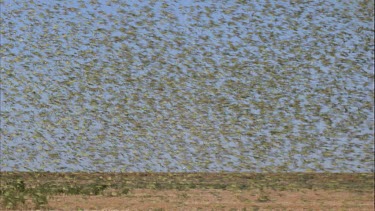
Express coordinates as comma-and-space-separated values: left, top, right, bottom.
1, 172, 373, 210
10, 189, 374, 210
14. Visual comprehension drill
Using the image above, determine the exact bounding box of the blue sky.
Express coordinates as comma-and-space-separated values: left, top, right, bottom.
1, 0, 374, 172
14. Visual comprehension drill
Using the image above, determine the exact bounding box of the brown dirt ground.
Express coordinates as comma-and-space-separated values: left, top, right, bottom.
17, 188, 374, 210
1, 172, 373, 210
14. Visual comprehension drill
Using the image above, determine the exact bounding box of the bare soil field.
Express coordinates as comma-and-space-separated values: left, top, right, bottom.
1, 172, 373, 210
45, 188, 373, 210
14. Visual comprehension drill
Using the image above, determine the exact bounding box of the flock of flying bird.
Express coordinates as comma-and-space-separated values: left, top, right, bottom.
1, 0, 374, 172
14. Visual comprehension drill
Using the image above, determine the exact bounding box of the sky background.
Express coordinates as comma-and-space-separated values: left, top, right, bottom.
1, 0, 374, 172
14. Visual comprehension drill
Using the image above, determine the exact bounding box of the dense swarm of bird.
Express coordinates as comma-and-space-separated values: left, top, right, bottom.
1, 0, 374, 172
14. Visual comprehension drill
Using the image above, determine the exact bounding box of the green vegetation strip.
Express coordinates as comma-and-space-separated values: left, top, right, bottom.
1, 172, 373, 209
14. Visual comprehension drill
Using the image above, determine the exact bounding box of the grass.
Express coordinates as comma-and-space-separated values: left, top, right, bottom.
0, 172, 373, 209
